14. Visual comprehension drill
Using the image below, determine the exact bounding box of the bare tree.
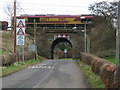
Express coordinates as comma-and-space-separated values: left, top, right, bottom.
89, 1, 117, 30
88, 1, 117, 57
4, 2, 22, 29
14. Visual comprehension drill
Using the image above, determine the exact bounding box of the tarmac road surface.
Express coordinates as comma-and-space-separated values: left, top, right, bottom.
2, 60, 90, 88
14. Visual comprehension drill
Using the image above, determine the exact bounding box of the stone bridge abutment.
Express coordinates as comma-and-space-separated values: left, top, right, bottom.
34, 29, 90, 59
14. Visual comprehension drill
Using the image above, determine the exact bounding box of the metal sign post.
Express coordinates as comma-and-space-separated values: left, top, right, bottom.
34, 19, 37, 60
18, 46, 20, 63
22, 45, 24, 62
64, 49, 67, 58
115, 0, 120, 88
84, 24, 87, 53
116, 0, 120, 67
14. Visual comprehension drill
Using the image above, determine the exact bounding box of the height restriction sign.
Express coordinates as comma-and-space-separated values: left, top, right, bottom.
16, 35, 25, 45
16, 19, 25, 45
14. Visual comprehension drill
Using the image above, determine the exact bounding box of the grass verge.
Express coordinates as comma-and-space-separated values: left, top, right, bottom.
1, 56, 45, 77
0, 50, 10, 55
104, 56, 120, 64
77, 61, 105, 88
59, 58, 73, 60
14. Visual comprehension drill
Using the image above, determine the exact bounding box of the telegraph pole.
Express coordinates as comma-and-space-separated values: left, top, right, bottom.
13, 0, 17, 61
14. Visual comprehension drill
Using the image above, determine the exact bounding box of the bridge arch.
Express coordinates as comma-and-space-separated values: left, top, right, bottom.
36, 29, 85, 59
51, 38, 72, 59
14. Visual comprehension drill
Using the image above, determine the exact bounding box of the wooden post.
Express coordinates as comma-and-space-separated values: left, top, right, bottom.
13, 0, 17, 62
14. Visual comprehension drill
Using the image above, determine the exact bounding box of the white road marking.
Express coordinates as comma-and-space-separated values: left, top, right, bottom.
42, 64, 47, 66
28, 65, 54, 69
33, 62, 57, 88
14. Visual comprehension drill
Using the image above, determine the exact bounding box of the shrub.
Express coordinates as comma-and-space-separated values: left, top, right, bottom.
79, 52, 119, 88
1, 51, 36, 66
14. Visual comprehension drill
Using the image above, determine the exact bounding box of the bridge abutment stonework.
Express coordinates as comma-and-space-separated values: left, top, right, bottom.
35, 29, 88, 59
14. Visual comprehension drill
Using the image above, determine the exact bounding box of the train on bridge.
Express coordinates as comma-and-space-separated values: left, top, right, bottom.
16, 14, 94, 29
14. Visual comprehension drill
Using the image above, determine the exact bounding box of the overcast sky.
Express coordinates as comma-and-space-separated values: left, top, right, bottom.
0, 0, 116, 21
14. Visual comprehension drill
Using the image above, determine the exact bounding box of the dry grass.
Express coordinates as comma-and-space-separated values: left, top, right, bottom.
0, 31, 33, 55
1, 56, 45, 77
78, 61, 105, 88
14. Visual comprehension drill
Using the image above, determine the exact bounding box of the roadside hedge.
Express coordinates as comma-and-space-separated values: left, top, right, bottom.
0, 51, 36, 66
80, 52, 119, 88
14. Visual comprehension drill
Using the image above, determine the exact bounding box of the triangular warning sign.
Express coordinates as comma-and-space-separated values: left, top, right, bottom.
16, 28, 25, 35
58, 35, 61, 38
17, 20, 25, 27
62, 35, 66, 38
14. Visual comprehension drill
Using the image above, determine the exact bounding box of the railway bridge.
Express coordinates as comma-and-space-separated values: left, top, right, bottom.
18, 14, 93, 59
3, 14, 119, 88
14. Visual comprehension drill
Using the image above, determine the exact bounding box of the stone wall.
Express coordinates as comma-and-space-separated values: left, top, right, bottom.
80, 52, 120, 88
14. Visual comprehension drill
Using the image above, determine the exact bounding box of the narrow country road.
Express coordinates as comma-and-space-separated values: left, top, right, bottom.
2, 60, 90, 88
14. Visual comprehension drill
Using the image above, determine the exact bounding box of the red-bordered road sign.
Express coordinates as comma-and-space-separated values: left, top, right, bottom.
16, 19, 25, 45
16, 28, 25, 35
16, 19, 25, 28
